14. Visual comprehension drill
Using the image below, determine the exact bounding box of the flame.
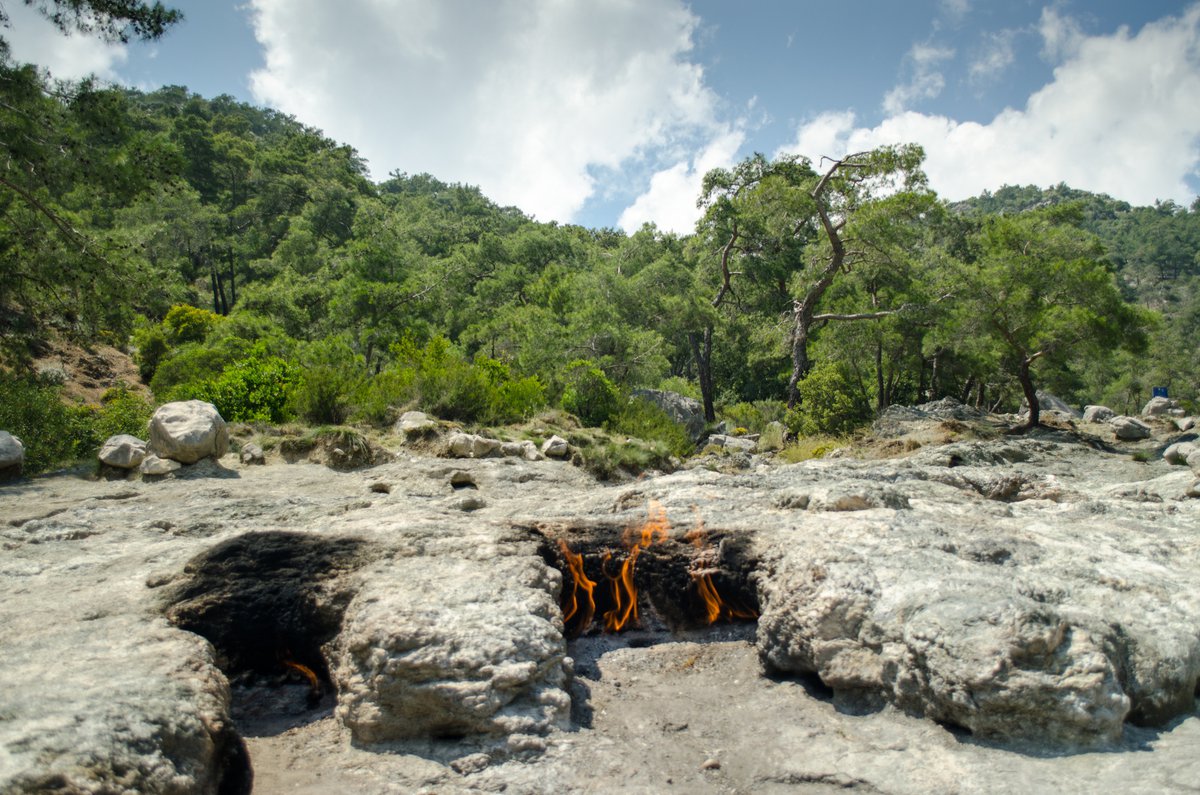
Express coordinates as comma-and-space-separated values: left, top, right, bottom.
557, 501, 757, 633
558, 538, 596, 630
282, 659, 321, 693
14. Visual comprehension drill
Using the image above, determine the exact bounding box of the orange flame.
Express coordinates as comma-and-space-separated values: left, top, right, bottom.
557, 501, 756, 633
558, 538, 596, 630
283, 659, 321, 693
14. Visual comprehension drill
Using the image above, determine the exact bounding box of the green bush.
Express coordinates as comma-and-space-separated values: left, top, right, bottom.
0, 375, 154, 474
607, 396, 693, 457
88, 383, 154, 442
163, 303, 222, 345
194, 355, 299, 423
719, 400, 787, 435
561, 359, 620, 427
151, 337, 252, 398
291, 336, 366, 425
388, 335, 547, 425
0, 371, 85, 473
786, 361, 871, 437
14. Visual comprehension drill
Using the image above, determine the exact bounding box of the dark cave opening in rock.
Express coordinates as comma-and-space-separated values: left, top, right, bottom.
163, 532, 371, 737
529, 520, 760, 639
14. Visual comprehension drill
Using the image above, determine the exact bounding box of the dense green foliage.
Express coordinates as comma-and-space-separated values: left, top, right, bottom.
1, 46, 1196, 474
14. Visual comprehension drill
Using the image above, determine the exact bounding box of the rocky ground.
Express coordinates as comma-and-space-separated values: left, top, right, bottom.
1, 409, 1199, 794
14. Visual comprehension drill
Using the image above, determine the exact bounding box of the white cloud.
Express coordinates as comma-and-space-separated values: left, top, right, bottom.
247, 0, 723, 224
882, 42, 955, 115
968, 30, 1016, 86
778, 5, 1200, 207
1039, 6, 1086, 63
3, 3, 127, 80
617, 127, 744, 234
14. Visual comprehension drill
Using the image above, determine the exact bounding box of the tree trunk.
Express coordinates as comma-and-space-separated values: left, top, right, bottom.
874, 336, 886, 413
1018, 357, 1039, 430
689, 328, 716, 422
786, 303, 812, 408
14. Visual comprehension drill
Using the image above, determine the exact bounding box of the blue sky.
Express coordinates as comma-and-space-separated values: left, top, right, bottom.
8, 1, 1200, 231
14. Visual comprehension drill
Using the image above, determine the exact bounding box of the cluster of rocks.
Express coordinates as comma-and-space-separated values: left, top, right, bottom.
98, 400, 229, 477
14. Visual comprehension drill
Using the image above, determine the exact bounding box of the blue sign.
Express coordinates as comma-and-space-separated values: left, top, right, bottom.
1152, 387, 1168, 398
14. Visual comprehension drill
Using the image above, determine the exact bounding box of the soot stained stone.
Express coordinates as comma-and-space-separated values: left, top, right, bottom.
165, 532, 372, 681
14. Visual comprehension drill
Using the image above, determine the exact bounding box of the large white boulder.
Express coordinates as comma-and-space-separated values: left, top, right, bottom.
98, 434, 148, 469
0, 431, 24, 479
1164, 442, 1198, 466
1110, 415, 1152, 441
1142, 396, 1176, 416
147, 401, 229, 464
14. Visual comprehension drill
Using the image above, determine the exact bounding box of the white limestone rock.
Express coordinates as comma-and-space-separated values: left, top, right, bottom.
1083, 405, 1116, 423
395, 410, 437, 437
1142, 396, 1176, 416
541, 435, 570, 458
1164, 442, 1198, 466
98, 434, 147, 469
140, 454, 183, 476
148, 400, 229, 464
1110, 415, 1152, 440
0, 430, 24, 479
330, 553, 571, 742
239, 442, 265, 465
448, 432, 501, 459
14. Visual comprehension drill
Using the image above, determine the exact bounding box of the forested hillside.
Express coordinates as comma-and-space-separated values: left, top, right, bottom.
3, 57, 1198, 473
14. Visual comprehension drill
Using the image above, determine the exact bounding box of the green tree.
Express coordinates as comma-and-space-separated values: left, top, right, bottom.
938, 207, 1151, 429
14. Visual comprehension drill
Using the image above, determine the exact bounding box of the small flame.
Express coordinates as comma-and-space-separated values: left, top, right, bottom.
283, 659, 321, 694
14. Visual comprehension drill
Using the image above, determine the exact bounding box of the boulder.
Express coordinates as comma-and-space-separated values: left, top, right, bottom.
1083, 405, 1116, 423
0, 430, 24, 480
1164, 442, 1198, 466
541, 435, 570, 459
98, 434, 147, 469
395, 410, 437, 438
1175, 417, 1197, 432
630, 389, 706, 441
756, 547, 1130, 745
331, 554, 571, 742
1188, 449, 1200, 474
500, 440, 543, 461
239, 442, 265, 465
140, 454, 183, 476
1110, 415, 1152, 440
1142, 396, 1176, 416
707, 433, 757, 453
447, 433, 501, 459
148, 401, 229, 464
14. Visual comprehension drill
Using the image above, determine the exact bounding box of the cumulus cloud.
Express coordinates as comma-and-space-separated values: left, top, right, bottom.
617, 127, 744, 234
1038, 6, 1086, 62
778, 5, 1200, 207
3, 2, 127, 79
882, 42, 955, 115
247, 0, 723, 224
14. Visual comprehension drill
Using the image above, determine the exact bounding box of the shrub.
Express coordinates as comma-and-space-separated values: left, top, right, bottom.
89, 383, 154, 442
607, 396, 693, 458
291, 336, 366, 425
0, 371, 83, 473
561, 359, 620, 427
194, 355, 299, 423
0, 374, 153, 474
785, 361, 870, 437
719, 400, 788, 435
163, 304, 222, 345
